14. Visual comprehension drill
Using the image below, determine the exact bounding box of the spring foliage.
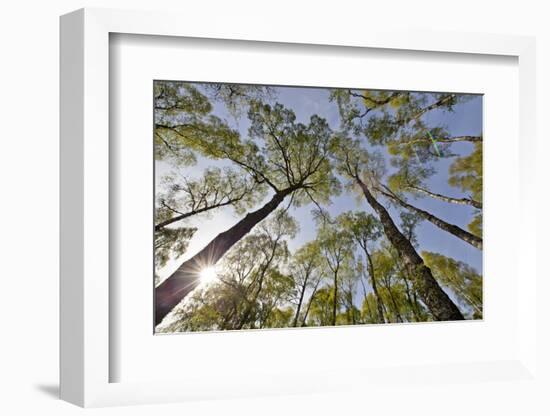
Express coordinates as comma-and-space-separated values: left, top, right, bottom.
154, 82, 483, 331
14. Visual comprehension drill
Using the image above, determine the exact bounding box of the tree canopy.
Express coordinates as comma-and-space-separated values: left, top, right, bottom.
154, 82, 483, 331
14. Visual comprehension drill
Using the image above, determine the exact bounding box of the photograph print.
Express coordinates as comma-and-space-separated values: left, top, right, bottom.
154, 81, 482, 333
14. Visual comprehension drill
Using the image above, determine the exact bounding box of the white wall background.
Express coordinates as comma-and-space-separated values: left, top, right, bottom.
0, 1, 548, 414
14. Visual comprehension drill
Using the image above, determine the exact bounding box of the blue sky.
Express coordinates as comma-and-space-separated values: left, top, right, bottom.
156, 84, 482, 289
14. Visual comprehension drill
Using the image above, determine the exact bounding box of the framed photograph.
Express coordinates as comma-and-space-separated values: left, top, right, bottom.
153, 81, 482, 333
60, 8, 538, 408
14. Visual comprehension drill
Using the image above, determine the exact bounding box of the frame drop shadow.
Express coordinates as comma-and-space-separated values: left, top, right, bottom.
34, 384, 59, 399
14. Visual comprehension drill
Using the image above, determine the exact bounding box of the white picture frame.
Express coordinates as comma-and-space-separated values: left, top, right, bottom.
60, 8, 538, 408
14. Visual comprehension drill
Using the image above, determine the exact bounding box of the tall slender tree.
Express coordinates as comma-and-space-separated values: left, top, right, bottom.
289, 241, 324, 327
370, 249, 405, 323
155, 101, 340, 325
337, 212, 386, 324
306, 287, 337, 327
316, 218, 355, 325
332, 138, 464, 321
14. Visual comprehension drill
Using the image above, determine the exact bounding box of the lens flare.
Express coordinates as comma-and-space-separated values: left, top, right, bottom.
199, 266, 218, 284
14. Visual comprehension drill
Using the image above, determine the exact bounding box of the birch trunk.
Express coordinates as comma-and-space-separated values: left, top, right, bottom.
380, 188, 482, 250
293, 278, 308, 327
155, 189, 292, 326
356, 178, 464, 321
364, 249, 386, 324
408, 185, 482, 209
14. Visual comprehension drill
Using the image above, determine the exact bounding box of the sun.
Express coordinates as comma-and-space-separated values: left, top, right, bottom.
199, 266, 218, 284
